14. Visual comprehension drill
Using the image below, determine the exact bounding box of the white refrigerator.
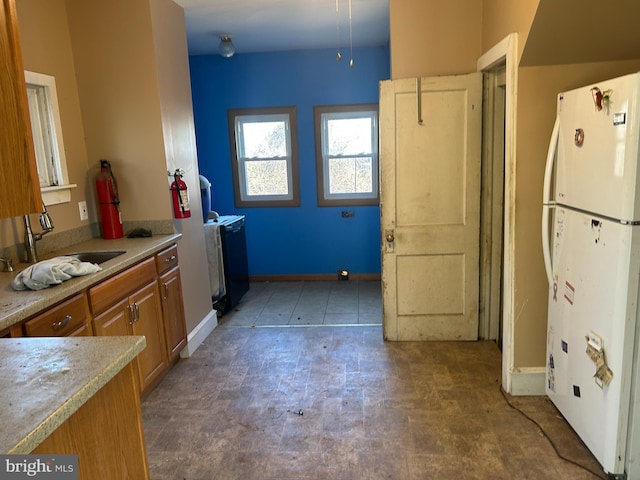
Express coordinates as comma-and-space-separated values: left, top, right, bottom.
542, 72, 640, 477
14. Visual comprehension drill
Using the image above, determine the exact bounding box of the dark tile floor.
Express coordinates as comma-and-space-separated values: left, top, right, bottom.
141, 282, 605, 480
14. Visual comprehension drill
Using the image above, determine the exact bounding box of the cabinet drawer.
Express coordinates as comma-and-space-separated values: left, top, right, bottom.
24, 293, 89, 337
155, 244, 179, 274
89, 257, 156, 314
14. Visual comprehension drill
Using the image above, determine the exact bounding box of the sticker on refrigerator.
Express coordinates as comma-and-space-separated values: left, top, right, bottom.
585, 331, 613, 388
564, 281, 575, 305
613, 112, 626, 125
547, 354, 555, 392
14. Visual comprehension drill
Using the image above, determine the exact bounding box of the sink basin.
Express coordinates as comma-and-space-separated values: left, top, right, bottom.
68, 250, 126, 264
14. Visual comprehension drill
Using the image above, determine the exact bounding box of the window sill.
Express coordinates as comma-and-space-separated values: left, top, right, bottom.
42, 184, 77, 206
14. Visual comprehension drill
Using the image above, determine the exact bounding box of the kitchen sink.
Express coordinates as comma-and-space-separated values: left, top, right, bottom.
68, 250, 126, 264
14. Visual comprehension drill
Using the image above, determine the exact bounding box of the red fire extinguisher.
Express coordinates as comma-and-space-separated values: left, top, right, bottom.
170, 169, 191, 219
95, 159, 124, 239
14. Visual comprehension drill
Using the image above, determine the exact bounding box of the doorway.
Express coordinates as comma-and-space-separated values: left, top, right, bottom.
479, 64, 506, 347
477, 33, 519, 393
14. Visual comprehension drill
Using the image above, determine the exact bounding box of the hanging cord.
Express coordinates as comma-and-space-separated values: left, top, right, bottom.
335, 0, 341, 61
348, 0, 353, 67
499, 385, 608, 479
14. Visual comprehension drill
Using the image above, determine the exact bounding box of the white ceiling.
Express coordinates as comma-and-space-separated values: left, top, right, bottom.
173, 0, 390, 56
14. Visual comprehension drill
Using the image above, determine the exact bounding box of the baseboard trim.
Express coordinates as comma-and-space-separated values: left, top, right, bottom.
509, 367, 546, 396
249, 273, 382, 282
180, 309, 218, 358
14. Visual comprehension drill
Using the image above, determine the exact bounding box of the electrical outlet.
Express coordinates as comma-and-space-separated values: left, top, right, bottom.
78, 201, 88, 221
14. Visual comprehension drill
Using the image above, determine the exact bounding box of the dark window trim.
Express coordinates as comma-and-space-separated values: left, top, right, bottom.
227, 106, 300, 208
313, 103, 379, 207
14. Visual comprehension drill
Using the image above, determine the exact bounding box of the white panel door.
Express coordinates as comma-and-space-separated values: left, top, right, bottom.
380, 73, 482, 341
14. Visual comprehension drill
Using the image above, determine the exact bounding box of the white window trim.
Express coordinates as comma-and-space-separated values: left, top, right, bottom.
25, 70, 76, 205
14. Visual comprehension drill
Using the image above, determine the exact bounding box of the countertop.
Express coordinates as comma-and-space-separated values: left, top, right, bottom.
0, 233, 181, 332
0, 335, 146, 454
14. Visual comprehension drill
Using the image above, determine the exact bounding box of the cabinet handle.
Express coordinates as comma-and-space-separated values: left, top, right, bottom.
135, 303, 141, 323
163, 282, 169, 300
127, 304, 135, 325
52, 315, 72, 330
165, 255, 176, 263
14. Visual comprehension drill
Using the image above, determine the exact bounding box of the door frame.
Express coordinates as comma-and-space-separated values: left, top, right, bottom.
477, 33, 518, 394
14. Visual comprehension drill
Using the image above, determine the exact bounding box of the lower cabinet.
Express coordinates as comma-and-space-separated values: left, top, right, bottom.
32, 362, 150, 480
90, 258, 169, 396
15, 243, 187, 396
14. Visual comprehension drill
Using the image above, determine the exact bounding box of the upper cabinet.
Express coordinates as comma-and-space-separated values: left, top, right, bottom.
0, 0, 42, 218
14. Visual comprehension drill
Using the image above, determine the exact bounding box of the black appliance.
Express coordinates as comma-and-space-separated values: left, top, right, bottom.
213, 215, 249, 315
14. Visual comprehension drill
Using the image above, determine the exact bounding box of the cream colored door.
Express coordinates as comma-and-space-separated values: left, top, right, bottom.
380, 73, 482, 341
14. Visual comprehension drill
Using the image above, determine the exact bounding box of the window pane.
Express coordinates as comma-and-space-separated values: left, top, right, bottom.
327, 117, 373, 156
26, 84, 58, 187
328, 157, 373, 194
245, 160, 289, 196
242, 121, 286, 158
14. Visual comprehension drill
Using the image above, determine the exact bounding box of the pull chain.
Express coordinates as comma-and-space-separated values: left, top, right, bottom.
348, 0, 353, 67
335, 0, 342, 61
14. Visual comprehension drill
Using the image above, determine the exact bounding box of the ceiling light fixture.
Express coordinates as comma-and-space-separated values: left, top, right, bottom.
218, 35, 235, 58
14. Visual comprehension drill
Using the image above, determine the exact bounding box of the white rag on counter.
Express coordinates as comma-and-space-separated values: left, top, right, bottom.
11, 256, 102, 291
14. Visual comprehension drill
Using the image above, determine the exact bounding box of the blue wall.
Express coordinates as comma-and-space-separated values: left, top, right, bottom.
189, 46, 390, 276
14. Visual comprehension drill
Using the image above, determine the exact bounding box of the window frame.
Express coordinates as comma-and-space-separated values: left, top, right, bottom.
25, 70, 76, 206
227, 106, 300, 208
313, 104, 379, 207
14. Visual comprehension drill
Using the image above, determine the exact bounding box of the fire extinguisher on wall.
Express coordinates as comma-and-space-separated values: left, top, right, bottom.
95, 159, 124, 239
170, 169, 191, 219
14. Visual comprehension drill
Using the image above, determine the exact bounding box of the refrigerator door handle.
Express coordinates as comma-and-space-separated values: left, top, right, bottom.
542, 115, 560, 206
542, 115, 560, 284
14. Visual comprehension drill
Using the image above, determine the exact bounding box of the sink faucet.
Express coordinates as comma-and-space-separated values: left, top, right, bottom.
24, 205, 54, 263
0, 258, 14, 272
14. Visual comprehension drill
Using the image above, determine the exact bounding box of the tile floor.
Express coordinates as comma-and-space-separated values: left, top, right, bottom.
215, 281, 383, 327
142, 281, 605, 480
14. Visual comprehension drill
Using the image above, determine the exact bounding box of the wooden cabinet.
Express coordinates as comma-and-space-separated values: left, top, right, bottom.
0, 0, 42, 218
156, 245, 187, 363
32, 362, 150, 480
4, 244, 187, 393
90, 258, 169, 395
24, 293, 93, 337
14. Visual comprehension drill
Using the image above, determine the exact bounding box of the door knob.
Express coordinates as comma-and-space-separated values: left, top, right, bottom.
385, 231, 394, 243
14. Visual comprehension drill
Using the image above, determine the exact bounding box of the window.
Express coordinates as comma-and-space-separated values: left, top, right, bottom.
228, 106, 300, 207
25, 71, 75, 205
314, 104, 379, 206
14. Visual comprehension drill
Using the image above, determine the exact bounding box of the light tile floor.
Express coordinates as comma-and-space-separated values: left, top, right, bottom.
217, 281, 382, 327
141, 281, 605, 480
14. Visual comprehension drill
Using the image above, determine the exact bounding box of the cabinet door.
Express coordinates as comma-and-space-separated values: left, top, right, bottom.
92, 297, 131, 338
159, 266, 187, 362
131, 280, 168, 393
0, 0, 42, 217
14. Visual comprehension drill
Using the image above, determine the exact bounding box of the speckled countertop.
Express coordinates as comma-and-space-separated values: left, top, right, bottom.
0, 335, 146, 453
0, 234, 181, 454
0, 233, 181, 332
